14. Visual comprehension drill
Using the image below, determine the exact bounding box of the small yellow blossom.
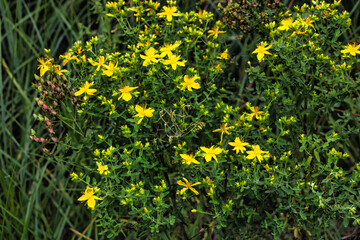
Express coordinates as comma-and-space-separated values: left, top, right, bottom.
37, 57, 52, 76
247, 106, 265, 121
163, 53, 186, 70
203, 176, 214, 186
147, 0, 160, 10
61, 52, 79, 66
140, 47, 160, 66
53, 65, 68, 76
134, 105, 155, 124
341, 43, 360, 56
217, 50, 229, 60
180, 153, 200, 165
180, 75, 201, 91
229, 137, 249, 154
200, 146, 222, 162
177, 178, 201, 195
212, 123, 233, 143
197, 9, 209, 24
207, 25, 226, 39
246, 145, 269, 163
298, 16, 316, 32
89, 56, 106, 71
102, 62, 118, 77
277, 18, 293, 31
157, 6, 181, 21
78, 187, 103, 210
97, 163, 109, 175
214, 64, 223, 72
160, 42, 181, 57
115, 85, 138, 101
74, 81, 97, 96
128, 7, 142, 22
252, 42, 272, 62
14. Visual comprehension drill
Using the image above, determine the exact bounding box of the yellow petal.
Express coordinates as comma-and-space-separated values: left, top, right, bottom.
78, 195, 89, 201
74, 89, 84, 96
190, 187, 199, 195
180, 188, 188, 195
87, 89, 97, 95
87, 197, 96, 210
177, 180, 186, 186
122, 92, 132, 101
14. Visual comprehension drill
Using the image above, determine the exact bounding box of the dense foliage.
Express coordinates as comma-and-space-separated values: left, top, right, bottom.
30, 0, 360, 239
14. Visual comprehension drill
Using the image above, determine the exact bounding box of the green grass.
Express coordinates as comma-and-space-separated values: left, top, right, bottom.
0, 0, 95, 239
0, 0, 359, 239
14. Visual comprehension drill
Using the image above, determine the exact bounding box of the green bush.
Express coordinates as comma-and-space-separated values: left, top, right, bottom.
32, 0, 360, 238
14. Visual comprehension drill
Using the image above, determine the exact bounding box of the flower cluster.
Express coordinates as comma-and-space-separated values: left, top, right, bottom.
33, 0, 360, 239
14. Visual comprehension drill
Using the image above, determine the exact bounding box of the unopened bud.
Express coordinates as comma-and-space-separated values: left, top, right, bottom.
37, 99, 44, 106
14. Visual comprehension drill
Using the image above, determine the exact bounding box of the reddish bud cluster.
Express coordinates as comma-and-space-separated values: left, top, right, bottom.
31, 65, 74, 151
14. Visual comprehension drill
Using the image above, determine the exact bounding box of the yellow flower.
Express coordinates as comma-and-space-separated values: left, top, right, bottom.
116, 85, 138, 101
128, 7, 142, 22
157, 6, 181, 21
180, 153, 200, 165
197, 9, 208, 24
246, 145, 269, 163
212, 123, 233, 143
207, 25, 226, 39
298, 16, 315, 32
78, 187, 103, 210
89, 56, 106, 71
163, 53, 186, 70
177, 178, 201, 195
61, 52, 79, 66
160, 42, 181, 57
53, 65, 68, 76
102, 62, 118, 77
134, 105, 155, 124
252, 42, 272, 62
214, 64, 223, 72
247, 106, 264, 121
180, 75, 201, 91
74, 81, 97, 96
200, 146, 222, 162
277, 18, 293, 31
341, 43, 360, 56
37, 57, 52, 76
229, 137, 249, 154
140, 47, 160, 66
97, 164, 109, 175
217, 50, 229, 60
